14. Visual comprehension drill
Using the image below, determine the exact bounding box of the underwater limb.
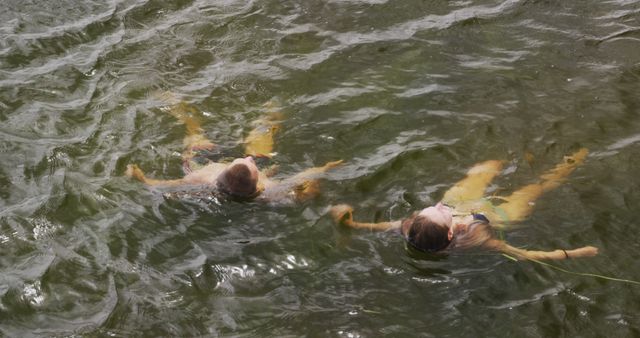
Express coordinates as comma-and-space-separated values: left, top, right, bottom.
329, 204, 401, 231
294, 180, 321, 201
125, 164, 187, 187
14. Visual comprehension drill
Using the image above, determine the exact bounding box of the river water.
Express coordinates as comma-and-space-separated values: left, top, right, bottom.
2, 0, 640, 336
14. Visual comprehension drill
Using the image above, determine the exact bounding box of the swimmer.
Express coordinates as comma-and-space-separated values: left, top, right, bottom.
330, 148, 598, 261
126, 93, 342, 203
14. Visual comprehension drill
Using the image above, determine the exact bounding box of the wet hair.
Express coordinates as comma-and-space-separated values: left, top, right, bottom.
401, 214, 451, 253
449, 220, 493, 250
401, 213, 495, 253
216, 163, 258, 199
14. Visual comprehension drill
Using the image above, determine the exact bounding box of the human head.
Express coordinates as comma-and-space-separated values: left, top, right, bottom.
401, 203, 453, 253
417, 203, 453, 228
402, 215, 451, 253
216, 156, 260, 199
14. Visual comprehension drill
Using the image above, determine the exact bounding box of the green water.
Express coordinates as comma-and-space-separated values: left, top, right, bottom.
2, 0, 640, 336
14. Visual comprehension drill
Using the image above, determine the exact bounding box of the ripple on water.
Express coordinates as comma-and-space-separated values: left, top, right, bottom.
3, 0, 640, 335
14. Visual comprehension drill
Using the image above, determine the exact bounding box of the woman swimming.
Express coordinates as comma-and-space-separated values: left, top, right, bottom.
126, 93, 341, 203
330, 148, 598, 261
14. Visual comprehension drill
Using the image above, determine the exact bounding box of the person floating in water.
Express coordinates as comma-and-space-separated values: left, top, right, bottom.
126, 93, 342, 203
330, 148, 598, 261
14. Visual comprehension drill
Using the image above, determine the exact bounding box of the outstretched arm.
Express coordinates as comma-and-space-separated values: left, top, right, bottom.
485, 239, 598, 261
285, 160, 343, 201
288, 160, 343, 182
125, 164, 188, 187
329, 204, 402, 231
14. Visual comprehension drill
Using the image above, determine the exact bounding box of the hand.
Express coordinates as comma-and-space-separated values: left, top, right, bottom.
125, 164, 145, 182
322, 160, 343, 171
329, 204, 354, 225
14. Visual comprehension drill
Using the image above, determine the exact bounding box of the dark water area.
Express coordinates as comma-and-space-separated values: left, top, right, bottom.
2, 0, 640, 336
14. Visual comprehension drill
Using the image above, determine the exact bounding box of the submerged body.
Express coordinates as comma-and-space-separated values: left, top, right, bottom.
126, 94, 341, 203
331, 148, 598, 261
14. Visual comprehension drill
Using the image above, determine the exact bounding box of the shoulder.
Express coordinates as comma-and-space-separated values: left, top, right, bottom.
183, 163, 228, 185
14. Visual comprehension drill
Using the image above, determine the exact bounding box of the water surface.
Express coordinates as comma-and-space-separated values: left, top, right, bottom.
2, 0, 640, 336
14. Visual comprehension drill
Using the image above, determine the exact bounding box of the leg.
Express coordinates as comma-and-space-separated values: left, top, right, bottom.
293, 180, 321, 201
171, 102, 215, 162
497, 148, 588, 222
441, 160, 504, 205
243, 100, 283, 158
155, 92, 216, 167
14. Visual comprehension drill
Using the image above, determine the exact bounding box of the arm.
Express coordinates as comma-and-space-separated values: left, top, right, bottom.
485, 239, 598, 261
125, 164, 188, 187
288, 160, 343, 181
278, 160, 343, 201
329, 204, 402, 231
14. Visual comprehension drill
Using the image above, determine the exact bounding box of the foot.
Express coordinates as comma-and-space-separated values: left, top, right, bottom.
540, 148, 588, 183
294, 180, 321, 201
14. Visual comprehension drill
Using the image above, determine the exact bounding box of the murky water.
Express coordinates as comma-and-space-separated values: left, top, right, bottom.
2, 0, 640, 336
